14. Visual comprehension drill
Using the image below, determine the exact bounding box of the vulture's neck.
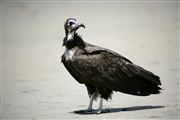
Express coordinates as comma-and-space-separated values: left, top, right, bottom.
63, 33, 85, 49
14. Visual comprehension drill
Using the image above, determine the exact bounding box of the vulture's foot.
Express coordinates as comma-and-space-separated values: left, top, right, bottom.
73, 109, 96, 114
96, 109, 110, 114
73, 109, 110, 114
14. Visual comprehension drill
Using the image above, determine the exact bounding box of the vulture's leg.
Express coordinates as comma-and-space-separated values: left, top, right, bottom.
87, 93, 96, 111
73, 93, 96, 114
97, 97, 103, 113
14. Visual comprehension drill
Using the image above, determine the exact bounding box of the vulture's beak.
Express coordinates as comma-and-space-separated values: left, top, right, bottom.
74, 23, 85, 31
79, 23, 85, 29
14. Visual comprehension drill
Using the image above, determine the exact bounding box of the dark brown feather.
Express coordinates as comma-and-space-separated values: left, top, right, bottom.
62, 34, 161, 100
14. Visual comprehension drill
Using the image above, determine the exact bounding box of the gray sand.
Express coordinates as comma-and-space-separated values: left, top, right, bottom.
1, 1, 179, 119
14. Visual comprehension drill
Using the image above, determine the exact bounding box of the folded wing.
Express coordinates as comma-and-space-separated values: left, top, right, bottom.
63, 44, 161, 96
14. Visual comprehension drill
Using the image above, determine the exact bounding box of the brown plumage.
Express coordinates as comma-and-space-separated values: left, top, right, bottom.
61, 18, 161, 113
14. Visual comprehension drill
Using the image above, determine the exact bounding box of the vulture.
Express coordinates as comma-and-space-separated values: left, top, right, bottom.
61, 18, 161, 114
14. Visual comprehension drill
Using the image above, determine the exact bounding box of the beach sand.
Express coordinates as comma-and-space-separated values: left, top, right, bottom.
1, 1, 179, 119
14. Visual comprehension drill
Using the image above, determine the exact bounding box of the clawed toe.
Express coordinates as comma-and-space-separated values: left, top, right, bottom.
96, 109, 110, 114
96, 110, 102, 114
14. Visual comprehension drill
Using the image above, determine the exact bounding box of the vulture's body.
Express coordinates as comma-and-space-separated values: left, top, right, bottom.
61, 18, 161, 113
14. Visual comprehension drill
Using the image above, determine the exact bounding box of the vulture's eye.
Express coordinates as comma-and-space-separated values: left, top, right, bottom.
69, 22, 74, 26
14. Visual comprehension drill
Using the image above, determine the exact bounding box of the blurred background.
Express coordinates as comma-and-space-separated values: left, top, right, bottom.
1, 0, 179, 119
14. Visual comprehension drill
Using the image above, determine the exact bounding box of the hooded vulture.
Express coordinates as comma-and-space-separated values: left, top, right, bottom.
61, 18, 161, 114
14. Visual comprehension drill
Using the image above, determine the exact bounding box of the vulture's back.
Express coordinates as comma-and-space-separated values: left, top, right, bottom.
62, 42, 161, 96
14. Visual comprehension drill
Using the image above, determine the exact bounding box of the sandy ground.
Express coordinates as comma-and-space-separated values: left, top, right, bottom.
1, 1, 180, 119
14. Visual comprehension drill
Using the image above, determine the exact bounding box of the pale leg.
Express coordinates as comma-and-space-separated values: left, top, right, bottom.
87, 93, 96, 111
97, 97, 103, 113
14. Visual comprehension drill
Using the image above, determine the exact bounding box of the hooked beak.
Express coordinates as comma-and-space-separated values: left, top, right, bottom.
78, 23, 85, 29
74, 23, 85, 31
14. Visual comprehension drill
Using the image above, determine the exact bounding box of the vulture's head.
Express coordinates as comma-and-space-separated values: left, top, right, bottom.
64, 18, 85, 41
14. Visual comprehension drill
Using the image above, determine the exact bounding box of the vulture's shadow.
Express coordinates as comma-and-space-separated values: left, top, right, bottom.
73, 105, 164, 115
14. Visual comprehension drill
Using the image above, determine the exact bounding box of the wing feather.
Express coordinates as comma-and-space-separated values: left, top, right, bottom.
61, 55, 84, 84
62, 44, 161, 95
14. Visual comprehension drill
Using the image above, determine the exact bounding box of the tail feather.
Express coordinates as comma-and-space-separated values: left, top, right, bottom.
115, 74, 162, 96
137, 66, 161, 85
132, 75, 162, 96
